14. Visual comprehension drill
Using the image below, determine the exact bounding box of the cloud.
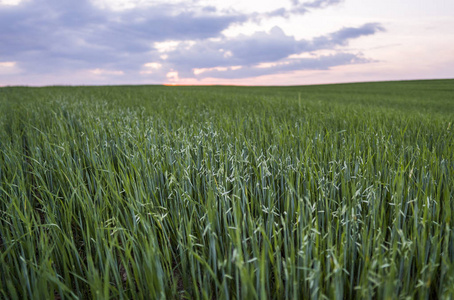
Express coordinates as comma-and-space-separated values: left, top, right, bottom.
0, 0, 384, 84
194, 53, 367, 79
0, 0, 22, 6
0, 0, 246, 74
164, 27, 300, 75
0, 61, 16, 68
162, 24, 384, 78
300, 0, 343, 9
90, 68, 124, 76
262, 0, 344, 18
311, 23, 386, 49
0, 61, 20, 75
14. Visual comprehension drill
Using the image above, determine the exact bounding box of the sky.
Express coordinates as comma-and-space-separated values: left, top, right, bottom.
0, 0, 453, 86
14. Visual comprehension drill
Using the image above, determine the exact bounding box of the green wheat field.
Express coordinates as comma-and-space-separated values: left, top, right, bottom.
1, 79, 453, 299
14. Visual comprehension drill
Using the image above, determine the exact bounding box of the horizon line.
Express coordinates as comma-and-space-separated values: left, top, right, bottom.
1, 77, 453, 89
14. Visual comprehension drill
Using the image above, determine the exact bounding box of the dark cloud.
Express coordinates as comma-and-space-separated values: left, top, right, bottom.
329, 23, 386, 43
164, 24, 384, 78
263, 0, 343, 18
310, 23, 385, 49
301, 0, 344, 9
166, 27, 300, 75
0, 0, 246, 73
195, 53, 367, 79
265, 8, 292, 18
202, 6, 217, 13
0, 0, 384, 83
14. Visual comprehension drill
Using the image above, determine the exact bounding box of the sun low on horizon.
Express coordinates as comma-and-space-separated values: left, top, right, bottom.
0, 0, 453, 86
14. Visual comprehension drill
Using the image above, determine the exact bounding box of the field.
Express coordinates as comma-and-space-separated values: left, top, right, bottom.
0, 79, 453, 299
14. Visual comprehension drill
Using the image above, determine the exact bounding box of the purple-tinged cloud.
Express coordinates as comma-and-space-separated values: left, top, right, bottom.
310, 23, 385, 49
0, 0, 384, 83
166, 27, 299, 74
163, 24, 384, 78
0, 0, 246, 73
302, 0, 344, 9
263, 0, 344, 18
194, 53, 367, 79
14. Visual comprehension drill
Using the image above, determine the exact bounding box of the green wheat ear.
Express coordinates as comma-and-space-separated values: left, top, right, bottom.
0, 80, 453, 299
